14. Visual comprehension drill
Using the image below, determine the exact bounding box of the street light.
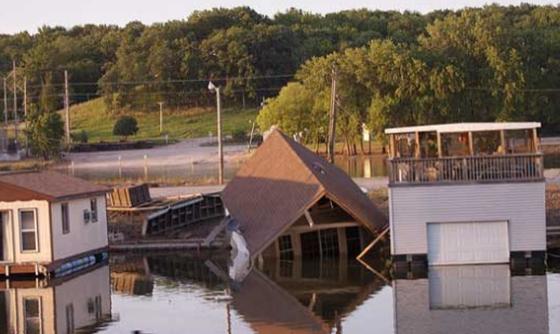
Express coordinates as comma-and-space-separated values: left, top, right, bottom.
209, 81, 224, 185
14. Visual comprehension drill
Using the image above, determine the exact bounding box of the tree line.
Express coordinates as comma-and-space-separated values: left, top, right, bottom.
1, 5, 560, 153
258, 4, 560, 150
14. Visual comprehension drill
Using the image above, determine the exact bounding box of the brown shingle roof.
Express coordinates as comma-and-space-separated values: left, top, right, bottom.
0, 171, 109, 202
221, 130, 388, 258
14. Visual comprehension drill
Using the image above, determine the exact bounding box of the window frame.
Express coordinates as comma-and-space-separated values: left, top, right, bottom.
19, 209, 39, 253
61, 203, 70, 235
23, 297, 42, 334
90, 198, 98, 223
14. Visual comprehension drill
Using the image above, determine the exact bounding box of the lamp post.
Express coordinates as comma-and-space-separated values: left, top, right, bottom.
208, 81, 224, 185
157, 102, 164, 134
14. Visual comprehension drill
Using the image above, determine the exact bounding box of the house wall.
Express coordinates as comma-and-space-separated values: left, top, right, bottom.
0, 200, 52, 263
9, 285, 56, 334
393, 269, 548, 334
50, 195, 108, 262
55, 265, 112, 333
389, 182, 546, 256
0, 265, 110, 334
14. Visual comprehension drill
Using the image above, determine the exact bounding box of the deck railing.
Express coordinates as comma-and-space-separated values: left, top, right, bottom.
388, 153, 544, 185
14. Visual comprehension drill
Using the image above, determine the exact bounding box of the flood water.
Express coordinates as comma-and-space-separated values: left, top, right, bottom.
58, 153, 560, 183
2, 252, 560, 333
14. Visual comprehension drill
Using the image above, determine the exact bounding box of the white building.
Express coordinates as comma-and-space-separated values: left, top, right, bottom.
385, 123, 546, 266
0, 171, 109, 277
0, 264, 112, 333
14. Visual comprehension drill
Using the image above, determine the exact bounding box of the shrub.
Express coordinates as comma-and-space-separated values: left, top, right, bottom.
231, 129, 247, 141
113, 116, 139, 140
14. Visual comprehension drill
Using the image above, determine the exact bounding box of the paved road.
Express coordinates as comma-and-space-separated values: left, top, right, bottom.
69, 137, 250, 169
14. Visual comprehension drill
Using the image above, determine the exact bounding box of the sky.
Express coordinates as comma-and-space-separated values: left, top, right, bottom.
0, 0, 557, 34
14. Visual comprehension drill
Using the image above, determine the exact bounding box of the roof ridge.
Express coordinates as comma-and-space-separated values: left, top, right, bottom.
269, 130, 325, 187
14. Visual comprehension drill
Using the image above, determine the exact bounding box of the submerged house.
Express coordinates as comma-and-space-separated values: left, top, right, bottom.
221, 130, 388, 263
0, 171, 109, 277
386, 122, 546, 266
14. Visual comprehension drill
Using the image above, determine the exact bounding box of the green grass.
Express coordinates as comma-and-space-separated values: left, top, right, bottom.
67, 98, 259, 143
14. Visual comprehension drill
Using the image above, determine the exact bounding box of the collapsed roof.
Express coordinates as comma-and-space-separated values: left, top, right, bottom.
221, 129, 388, 259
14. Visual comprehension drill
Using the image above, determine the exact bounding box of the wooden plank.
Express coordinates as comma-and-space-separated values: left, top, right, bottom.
468, 132, 474, 155
415, 132, 421, 158
533, 128, 540, 152
436, 132, 442, 158
356, 226, 390, 260
389, 134, 396, 158
500, 130, 506, 154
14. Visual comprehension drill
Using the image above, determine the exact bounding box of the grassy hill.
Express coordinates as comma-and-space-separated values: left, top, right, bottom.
66, 98, 259, 143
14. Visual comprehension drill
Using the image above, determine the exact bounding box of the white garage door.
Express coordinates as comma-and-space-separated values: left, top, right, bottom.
427, 221, 509, 265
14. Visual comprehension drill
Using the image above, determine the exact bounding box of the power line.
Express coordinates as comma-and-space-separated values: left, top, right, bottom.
20, 73, 296, 89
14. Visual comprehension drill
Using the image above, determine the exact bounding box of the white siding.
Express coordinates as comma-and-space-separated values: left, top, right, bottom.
389, 182, 546, 255
50, 196, 108, 262
55, 265, 111, 333
394, 269, 549, 334
427, 222, 509, 265
0, 200, 52, 263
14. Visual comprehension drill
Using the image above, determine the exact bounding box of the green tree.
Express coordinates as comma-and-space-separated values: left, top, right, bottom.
27, 109, 65, 160
113, 116, 139, 140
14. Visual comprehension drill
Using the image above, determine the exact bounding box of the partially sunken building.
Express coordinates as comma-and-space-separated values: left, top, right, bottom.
385, 122, 546, 267
222, 129, 388, 262
0, 171, 110, 277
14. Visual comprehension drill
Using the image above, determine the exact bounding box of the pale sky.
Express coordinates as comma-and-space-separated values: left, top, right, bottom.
0, 0, 557, 34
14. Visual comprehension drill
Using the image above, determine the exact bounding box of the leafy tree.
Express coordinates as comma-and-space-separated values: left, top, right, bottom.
113, 116, 139, 140
26, 108, 65, 160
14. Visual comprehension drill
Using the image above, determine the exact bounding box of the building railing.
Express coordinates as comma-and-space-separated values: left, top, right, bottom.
388, 153, 544, 185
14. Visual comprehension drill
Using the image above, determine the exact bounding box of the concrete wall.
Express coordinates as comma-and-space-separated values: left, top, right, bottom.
50, 195, 108, 262
389, 182, 546, 255
393, 266, 549, 334
0, 200, 52, 263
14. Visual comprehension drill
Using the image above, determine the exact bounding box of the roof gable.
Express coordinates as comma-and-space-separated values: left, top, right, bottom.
221, 130, 387, 258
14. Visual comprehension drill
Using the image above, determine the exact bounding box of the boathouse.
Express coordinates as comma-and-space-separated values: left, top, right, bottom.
221, 129, 388, 262
386, 122, 546, 266
0, 171, 110, 277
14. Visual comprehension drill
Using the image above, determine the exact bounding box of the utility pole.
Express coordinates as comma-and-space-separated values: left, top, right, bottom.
157, 102, 164, 134
327, 65, 338, 164
12, 61, 18, 148
216, 87, 224, 185
64, 70, 71, 144
3, 78, 7, 129
23, 77, 27, 117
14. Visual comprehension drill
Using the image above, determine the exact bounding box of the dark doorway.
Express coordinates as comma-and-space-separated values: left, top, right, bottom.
0, 291, 8, 334
300, 231, 321, 260
346, 226, 362, 258
0, 213, 4, 261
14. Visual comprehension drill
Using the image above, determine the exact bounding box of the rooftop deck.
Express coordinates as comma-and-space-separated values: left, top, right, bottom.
385, 122, 544, 186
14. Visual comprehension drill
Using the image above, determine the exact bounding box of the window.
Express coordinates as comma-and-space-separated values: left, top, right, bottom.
320, 229, 340, 258
24, 298, 42, 334
278, 235, 294, 261
20, 210, 38, 252
90, 198, 98, 223
65, 304, 74, 334
61, 203, 70, 234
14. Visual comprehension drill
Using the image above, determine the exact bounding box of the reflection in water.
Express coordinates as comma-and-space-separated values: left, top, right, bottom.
6, 253, 550, 333
394, 265, 549, 334
0, 265, 112, 334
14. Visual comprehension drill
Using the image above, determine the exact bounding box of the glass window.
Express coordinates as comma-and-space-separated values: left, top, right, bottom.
320, 229, 340, 258
61, 203, 70, 234
20, 210, 38, 252
278, 235, 294, 261
24, 298, 41, 334
66, 304, 74, 334
90, 198, 98, 223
